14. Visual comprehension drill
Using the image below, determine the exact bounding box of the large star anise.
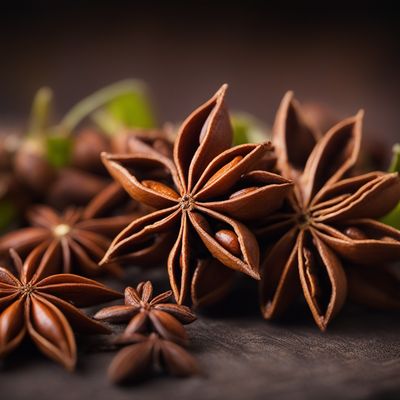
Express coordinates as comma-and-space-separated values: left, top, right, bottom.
0, 244, 121, 370
100, 85, 292, 304
0, 182, 143, 276
257, 92, 400, 330
95, 281, 196, 344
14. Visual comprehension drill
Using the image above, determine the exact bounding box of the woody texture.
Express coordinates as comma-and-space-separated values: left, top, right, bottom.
257, 91, 400, 330
0, 182, 143, 277
100, 85, 293, 304
95, 281, 196, 344
0, 244, 121, 370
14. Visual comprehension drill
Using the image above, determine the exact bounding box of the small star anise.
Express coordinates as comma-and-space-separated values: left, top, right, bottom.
95, 281, 196, 344
100, 85, 292, 304
0, 244, 122, 370
108, 332, 199, 384
257, 92, 400, 330
0, 182, 144, 276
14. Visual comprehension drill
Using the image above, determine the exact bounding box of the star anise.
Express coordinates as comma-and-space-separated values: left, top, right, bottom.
108, 332, 199, 384
95, 281, 196, 344
257, 92, 400, 330
0, 182, 144, 276
111, 126, 175, 159
100, 85, 292, 304
0, 244, 122, 370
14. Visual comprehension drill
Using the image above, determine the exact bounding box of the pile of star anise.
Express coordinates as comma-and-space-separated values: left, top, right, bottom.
0, 81, 399, 384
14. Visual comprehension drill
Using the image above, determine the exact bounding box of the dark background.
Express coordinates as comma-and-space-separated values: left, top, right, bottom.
0, 2, 399, 145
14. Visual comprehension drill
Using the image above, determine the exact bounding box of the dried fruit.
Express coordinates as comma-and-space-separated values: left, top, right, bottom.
257, 91, 400, 330
95, 281, 196, 344
0, 246, 121, 370
108, 333, 199, 384
0, 183, 143, 276
100, 85, 292, 304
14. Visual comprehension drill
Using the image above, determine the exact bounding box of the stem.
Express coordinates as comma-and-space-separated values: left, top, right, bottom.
60, 79, 148, 133
91, 109, 123, 136
28, 87, 53, 139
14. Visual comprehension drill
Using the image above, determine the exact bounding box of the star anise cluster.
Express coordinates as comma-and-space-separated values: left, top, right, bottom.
95, 281, 199, 384
1, 79, 400, 385
256, 92, 400, 330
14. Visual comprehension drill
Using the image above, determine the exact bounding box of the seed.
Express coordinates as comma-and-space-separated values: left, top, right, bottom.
142, 180, 180, 199
344, 226, 367, 240
199, 118, 211, 143
204, 156, 243, 188
215, 229, 241, 257
380, 236, 398, 243
303, 247, 321, 300
229, 186, 259, 199
190, 212, 212, 235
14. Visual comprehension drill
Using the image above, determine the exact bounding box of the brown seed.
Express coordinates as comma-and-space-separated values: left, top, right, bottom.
229, 186, 259, 199
190, 212, 212, 235
380, 236, 398, 243
344, 226, 368, 240
199, 118, 210, 143
303, 247, 321, 300
215, 229, 241, 257
142, 180, 180, 199
14, 145, 56, 194
72, 129, 110, 173
204, 156, 243, 188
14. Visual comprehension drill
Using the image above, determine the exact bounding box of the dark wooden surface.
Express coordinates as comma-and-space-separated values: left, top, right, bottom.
0, 311, 399, 400
0, 272, 399, 400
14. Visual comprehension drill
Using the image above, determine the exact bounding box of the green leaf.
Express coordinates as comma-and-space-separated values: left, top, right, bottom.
381, 143, 400, 229
61, 79, 156, 134
107, 91, 156, 130
45, 134, 73, 168
0, 200, 17, 232
381, 202, 400, 229
231, 112, 270, 146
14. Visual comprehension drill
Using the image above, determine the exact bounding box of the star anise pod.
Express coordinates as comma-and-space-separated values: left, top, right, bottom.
100, 85, 292, 304
257, 92, 400, 330
108, 332, 199, 384
0, 182, 144, 276
0, 244, 122, 370
95, 281, 196, 344
111, 126, 175, 159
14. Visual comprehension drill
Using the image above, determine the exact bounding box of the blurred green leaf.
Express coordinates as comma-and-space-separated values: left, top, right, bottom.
381, 143, 400, 229
107, 91, 156, 130
231, 112, 270, 146
62, 79, 156, 134
381, 202, 400, 229
29, 87, 53, 139
0, 200, 17, 232
46, 135, 73, 168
